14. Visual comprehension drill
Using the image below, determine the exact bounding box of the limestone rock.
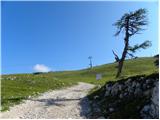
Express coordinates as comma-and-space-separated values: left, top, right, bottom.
118, 84, 124, 91
132, 81, 137, 88
105, 90, 110, 97
97, 116, 105, 119
119, 94, 123, 99
109, 108, 114, 112
94, 73, 159, 119
135, 82, 141, 89
134, 88, 142, 96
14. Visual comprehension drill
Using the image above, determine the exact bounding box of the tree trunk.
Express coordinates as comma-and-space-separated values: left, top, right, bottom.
116, 17, 129, 78
116, 40, 129, 77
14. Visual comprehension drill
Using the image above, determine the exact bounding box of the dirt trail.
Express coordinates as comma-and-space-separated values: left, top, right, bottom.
1, 82, 95, 119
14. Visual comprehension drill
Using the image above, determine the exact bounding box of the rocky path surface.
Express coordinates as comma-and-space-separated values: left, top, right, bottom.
1, 82, 95, 119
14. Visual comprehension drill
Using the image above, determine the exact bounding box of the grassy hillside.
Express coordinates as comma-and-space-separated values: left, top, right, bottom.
1, 57, 158, 111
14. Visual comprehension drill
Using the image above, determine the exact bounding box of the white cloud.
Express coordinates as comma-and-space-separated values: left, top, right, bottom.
33, 64, 51, 72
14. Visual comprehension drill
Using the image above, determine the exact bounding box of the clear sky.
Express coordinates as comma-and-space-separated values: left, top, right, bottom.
2, 1, 158, 74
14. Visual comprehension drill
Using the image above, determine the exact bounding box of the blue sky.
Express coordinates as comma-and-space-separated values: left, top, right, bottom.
2, 1, 158, 74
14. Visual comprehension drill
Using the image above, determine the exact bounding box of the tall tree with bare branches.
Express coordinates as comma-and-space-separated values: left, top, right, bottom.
113, 8, 151, 78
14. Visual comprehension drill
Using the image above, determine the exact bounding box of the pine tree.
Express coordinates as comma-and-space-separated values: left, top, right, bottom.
113, 8, 151, 77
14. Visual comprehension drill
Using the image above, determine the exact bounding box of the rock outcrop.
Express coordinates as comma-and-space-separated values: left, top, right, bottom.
89, 73, 159, 119
140, 80, 159, 118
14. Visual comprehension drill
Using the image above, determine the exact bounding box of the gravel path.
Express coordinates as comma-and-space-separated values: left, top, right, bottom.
1, 82, 95, 119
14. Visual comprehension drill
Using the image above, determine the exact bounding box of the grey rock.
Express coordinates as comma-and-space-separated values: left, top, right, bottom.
106, 84, 112, 91
105, 90, 110, 97
132, 81, 137, 88
141, 81, 159, 119
140, 105, 152, 119
125, 79, 132, 85
124, 92, 128, 96
142, 84, 147, 90
142, 105, 150, 112
111, 83, 119, 96
98, 116, 105, 119
134, 88, 142, 96
135, 82, 141, 88
150, 82, 159, 118
146, 85, 151, 89
109, 108, 114, 112
119, 94, 123, 99
118, 84, 124, 91
127, 78, 132, 82
113, 83, 119, 89
143, 90, 151, 96
146, 79, 152, 84
128, 86, 134, 93
111, 88, 119, 96
94, 95, 99, 99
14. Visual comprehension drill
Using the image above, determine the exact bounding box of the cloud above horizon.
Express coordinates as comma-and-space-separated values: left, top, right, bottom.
33, 64, 51, 72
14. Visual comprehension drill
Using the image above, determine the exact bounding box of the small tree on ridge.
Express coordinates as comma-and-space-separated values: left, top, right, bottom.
113, 8, 151, 78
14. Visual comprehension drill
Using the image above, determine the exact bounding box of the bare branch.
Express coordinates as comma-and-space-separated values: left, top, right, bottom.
112, 50, 120, 62
127, 52, 135, 58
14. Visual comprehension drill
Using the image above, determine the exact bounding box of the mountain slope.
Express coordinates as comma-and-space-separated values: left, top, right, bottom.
1, 56, 158, 111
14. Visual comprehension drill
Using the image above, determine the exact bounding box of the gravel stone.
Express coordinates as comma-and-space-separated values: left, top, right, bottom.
1, 82, 95, 119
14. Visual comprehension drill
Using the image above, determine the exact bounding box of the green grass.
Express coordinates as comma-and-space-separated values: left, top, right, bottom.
1, 57, 158, 111
1, 73, 77, 111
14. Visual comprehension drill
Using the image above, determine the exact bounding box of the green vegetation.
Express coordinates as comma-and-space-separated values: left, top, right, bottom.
1, 57, 158, 111
1, 73, 77, 111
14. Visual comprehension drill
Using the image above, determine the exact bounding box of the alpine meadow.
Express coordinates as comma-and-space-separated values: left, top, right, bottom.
1, 1, 159, 119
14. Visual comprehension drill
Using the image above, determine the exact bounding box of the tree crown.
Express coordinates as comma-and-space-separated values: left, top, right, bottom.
114, 8, 148, 37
